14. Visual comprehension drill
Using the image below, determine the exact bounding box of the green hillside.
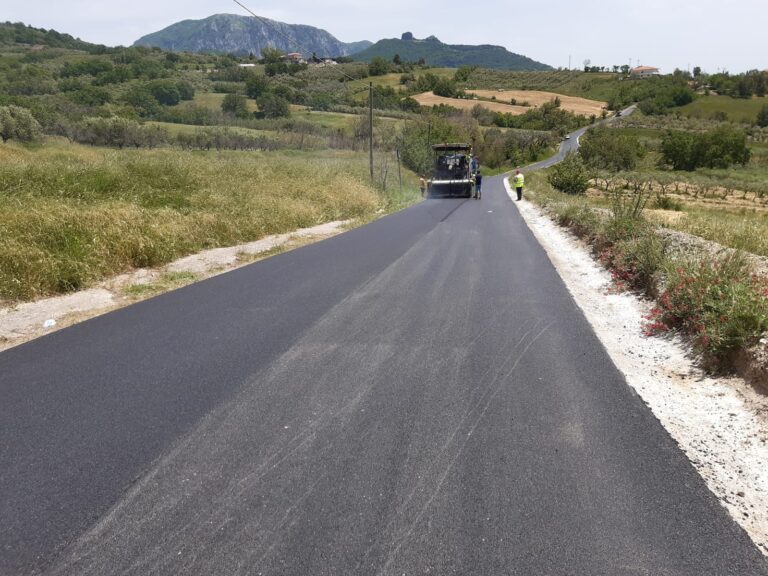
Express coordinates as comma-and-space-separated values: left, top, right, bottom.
0, 21, 107, 52
351, 35, 551, 71
677, 95, 768, 123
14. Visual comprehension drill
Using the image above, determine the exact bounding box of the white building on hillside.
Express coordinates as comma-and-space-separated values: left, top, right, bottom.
630, 66, 661, 78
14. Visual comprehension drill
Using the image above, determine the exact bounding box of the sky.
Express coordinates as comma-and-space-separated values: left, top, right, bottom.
4, 0, 766, 74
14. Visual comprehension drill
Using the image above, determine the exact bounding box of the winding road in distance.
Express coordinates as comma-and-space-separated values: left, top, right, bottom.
2, 105, 767, 575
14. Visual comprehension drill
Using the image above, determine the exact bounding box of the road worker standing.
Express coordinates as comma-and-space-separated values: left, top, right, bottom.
513, 169, 525, 201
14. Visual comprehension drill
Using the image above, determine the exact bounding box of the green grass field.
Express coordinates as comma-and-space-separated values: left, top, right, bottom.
552, 73, 620, 101
677, 95, 768, 123
174, 92, 259, 113
146, 121, 281, 138
290, 109, 357, 131
0, 140, 420, 301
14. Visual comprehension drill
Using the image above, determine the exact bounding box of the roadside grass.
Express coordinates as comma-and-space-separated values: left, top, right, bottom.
0, 140, 420, 301
526, 172, 768, 367
664, 207, 768, 258
677, 95, 768, 123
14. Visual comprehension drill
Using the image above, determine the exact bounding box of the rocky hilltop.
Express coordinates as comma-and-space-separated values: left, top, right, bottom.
352, 34, 551, 70
133, 14, 371, 57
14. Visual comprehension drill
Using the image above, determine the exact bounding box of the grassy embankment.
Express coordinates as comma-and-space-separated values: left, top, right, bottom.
525, 171, 768, 368
0, 140, 420, 302
678, 95, 768, 123
524, 119, 768, 369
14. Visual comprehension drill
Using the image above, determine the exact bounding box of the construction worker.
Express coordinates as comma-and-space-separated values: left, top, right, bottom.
513, 169, 525, 201
474, 170, 483, 199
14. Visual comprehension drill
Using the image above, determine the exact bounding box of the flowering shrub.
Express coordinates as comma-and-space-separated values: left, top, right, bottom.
530, 171, 768, 370
645, 255, 768, 363
599, 234, 666, 294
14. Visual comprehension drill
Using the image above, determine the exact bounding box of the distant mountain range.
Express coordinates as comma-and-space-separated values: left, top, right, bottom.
134, 16, 551, 71
352, 34, 551, 70
133, 14, 371, 57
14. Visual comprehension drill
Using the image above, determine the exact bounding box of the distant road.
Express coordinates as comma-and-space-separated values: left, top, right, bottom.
520, 104, 638, 172
2, 101, 766, 575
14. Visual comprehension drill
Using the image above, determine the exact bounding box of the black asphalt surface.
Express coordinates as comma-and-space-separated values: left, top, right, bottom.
2, 159, 768, 575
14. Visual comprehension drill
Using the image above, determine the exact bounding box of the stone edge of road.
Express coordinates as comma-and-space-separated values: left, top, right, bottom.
0, 220, 353, 352
504, 176, 768, 556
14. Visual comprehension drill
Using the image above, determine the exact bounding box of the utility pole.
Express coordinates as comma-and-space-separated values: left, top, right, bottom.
369, 82, 374, 183
396, 149, 402, 195
568, 55, 571, 71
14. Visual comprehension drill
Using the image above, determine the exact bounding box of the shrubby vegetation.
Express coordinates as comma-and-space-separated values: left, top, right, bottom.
547, 153, 590, 194
0, 105, 42, 142
707, 70, 768, 99
491, 98, 590, 133
660, 126, 751, 171
68, 117, 166, 148
757, 104, 768, 128
578, 126, 644, 171
527, 174, 768, 367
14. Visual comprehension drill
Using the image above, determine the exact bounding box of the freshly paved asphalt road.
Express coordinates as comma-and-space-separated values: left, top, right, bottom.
3, 171, 768, 575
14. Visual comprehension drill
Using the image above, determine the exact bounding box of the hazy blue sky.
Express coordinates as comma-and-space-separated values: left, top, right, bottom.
5, 0, 766, 73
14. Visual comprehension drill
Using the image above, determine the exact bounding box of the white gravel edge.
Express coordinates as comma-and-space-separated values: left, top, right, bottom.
505, 177, 768, 555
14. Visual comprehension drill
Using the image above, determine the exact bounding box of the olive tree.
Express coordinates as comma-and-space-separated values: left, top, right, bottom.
0, 105, 42, 143
548, 152, 590, 194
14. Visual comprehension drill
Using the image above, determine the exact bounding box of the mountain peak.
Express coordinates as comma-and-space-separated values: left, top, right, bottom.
133, 14, 371, 57
352, 37, 551, 70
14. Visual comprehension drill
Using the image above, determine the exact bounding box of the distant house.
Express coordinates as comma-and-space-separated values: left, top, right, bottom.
630, 66, 660, 78
310, 59, 338, 68
237, 63, 257, 68
282, 52, 306, 64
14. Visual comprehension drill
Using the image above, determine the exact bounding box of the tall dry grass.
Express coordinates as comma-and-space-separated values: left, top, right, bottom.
0, 141, 417, 301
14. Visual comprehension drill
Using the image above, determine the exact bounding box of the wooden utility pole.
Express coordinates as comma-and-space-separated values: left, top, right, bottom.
369, 82, 374, 182
396, 149, 402, 194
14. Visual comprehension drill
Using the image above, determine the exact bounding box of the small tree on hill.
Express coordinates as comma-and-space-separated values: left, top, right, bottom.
221, 94, 249, 118
256, 93, 290, 118
369, 57, 390, 77
548, 152, 590, 194
246, 74, 269, 99
579, 126, 643, 171
757, 104, 768, 128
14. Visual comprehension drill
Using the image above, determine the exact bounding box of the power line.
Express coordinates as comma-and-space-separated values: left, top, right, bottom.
231, 0, 357, 82
232, 0, 375, 181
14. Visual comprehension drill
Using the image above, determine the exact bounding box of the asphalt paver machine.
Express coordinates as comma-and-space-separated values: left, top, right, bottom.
428, 143, 476, 198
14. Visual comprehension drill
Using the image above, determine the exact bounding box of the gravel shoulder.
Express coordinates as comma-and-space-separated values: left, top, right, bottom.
506, 177, 768, 556
0, 220, 351, 352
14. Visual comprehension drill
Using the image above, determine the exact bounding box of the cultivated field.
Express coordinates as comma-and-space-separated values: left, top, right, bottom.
467, 90, 607, 116
412, 92, 531, 115
412, 90, 606, 116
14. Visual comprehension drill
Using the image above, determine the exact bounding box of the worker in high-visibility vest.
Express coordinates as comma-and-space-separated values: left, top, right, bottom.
513, 169, 525, 201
